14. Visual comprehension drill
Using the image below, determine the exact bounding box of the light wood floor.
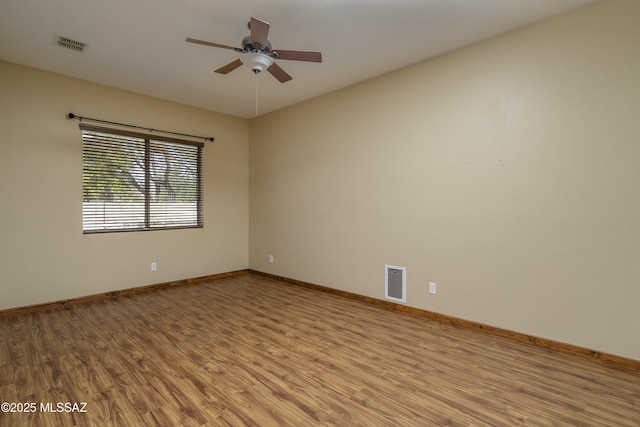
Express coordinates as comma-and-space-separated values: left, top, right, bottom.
1, 274, 639, 426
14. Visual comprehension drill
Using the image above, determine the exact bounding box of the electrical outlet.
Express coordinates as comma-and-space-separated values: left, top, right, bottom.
151, 262, 157, 272
269, 255, 274, 263
429, 282, 436, 295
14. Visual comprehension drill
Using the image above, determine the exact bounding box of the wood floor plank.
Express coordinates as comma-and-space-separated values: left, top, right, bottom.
1, 274, 639, 426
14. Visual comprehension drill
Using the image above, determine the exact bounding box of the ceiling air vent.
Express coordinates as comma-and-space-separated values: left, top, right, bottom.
54, 35, 87, 52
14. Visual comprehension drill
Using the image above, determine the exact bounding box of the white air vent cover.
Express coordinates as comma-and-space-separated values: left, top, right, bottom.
54, 35, 87, 52
385, 265, 406, 303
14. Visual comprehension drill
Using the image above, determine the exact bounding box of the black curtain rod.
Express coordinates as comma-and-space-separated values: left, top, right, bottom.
66, 113, 214, 142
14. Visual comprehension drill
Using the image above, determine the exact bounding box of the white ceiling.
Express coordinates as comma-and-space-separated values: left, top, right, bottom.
0, 0, 595, 119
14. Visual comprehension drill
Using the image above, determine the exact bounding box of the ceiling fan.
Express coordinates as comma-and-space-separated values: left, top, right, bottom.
186, 17, 322, 83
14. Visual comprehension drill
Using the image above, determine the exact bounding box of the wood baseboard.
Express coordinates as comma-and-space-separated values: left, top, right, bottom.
3, 268, 637, 372
0, 269, 249, 318
248, 269, 640, 373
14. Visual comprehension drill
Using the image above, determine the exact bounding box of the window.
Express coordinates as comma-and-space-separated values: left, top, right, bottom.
81, 124, 203, 233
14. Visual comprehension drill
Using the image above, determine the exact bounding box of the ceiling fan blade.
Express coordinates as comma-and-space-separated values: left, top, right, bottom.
215, 59, 243, 74
186, 37, 239, 51
250, 17, 270, 49
267, 62, 293, 83
273, 50, 322, 63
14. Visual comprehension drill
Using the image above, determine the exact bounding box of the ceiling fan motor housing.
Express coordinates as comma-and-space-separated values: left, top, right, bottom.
241, 35, 272, 53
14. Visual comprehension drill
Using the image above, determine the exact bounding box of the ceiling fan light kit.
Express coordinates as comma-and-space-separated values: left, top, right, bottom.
242, 52, 273, 74
186, 16, 322, 83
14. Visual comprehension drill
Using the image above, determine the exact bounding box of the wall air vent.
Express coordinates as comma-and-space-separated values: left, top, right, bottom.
54, 35, 87, 53
385, 265, 406, 303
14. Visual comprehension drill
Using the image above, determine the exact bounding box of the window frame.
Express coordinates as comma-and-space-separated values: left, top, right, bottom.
80, 124, 204, 234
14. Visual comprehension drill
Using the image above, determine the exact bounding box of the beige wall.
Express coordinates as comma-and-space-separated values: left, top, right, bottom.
0, 60, 249, 310
1, 0, 638, 361
249, 0, 640, 360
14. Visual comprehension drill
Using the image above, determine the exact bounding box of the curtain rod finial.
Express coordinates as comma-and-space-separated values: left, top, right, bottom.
67, 113, 76, 119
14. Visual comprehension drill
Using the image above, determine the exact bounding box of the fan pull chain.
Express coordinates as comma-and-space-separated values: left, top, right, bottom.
255, 72, 259, 117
